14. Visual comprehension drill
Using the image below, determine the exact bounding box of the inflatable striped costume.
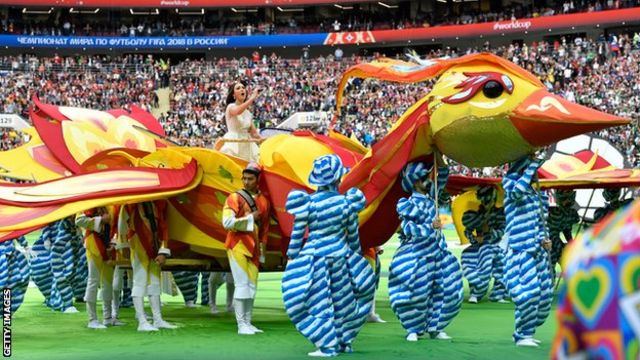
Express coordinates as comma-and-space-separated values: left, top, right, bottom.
0, 236, 31, 314
283, 154, 375, 357
502, 156, 553, 347
547, 190, 579, 281
461, 186, 508, 303
32, 219, 87, 312
173, 271, 210, 308
593, 188, 632, 223
388, 162, 463, 342
51, 218, 85, 313
31, 223, 62, 309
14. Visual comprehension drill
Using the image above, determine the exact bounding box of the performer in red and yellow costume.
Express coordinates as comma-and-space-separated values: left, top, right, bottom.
222, 163, 271, 335
117, 200, 177, 332
76, 206, 122, 329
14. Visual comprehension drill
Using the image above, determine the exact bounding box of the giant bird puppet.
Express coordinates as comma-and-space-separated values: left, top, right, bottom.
0, 53, 629, 271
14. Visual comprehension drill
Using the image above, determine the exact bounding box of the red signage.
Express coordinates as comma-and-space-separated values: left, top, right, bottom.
324, 31, 375, 45
370, 8, 640, 43
2, 0, 376, 7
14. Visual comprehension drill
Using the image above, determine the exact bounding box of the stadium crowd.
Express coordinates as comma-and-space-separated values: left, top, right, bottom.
0, 31, 638, 176
0, 53, 165, 116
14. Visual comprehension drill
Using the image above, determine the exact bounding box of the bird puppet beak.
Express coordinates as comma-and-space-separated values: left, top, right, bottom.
510, 89, 629, 147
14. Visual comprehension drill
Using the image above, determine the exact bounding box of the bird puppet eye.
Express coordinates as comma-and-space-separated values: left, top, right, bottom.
482, 80, 503, 99
442, 72, 514, 104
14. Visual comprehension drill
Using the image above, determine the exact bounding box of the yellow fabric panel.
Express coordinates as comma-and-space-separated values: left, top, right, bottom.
129, 234, 151, 271
540, 152, 618, 180
59, 108, 157, 166
0, 167, 202, 232
137, 148, 193, 169
227, 244, 258, 285
408, 119, 435, 160
451, 191, 480, 245
99, 261, 115, 286
0, 170, 160, 203
0, 127, 66, 182
328, 130, 368, 155
541, 153, 595, 179
259, 134, 333, 187
176, 148, 245, 192
451, 188, 505, 245
539, 169, 640, 188
167, 201, 225, 250
84, 233, 103, 263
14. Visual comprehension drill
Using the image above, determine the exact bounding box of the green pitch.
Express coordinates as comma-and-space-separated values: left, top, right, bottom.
12, 230, 556, 360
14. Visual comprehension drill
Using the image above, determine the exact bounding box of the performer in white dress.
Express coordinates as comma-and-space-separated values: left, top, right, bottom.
219, 81, 264, 162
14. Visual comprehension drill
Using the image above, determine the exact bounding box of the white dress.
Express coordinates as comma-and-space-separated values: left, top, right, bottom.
220, 105, 260, 162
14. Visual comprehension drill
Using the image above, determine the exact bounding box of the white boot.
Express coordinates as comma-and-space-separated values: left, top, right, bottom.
88, 319, 107, 329
308, 349, 337, 357
367, 300, 386, 323
468, 296, 478, 304
133, 296, 158, 332
208, 277, 219, 314
86, 302, 107, 329
406, 333, 418, 342
108, 290, 125, 326
516, 336, 539, 347
434, 332, 452, 340
235, 299, 254, 335
150, 295, 177, 329
185, 300, 196, 308
102, 300, 113, 326
246, 298, 263, 333
516, 338, 539, 347
63, 306, 79, 314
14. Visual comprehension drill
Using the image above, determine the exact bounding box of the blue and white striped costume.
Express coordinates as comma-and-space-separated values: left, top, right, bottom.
200, 273, 210, 305
461, 188, 507, 302
120, 271, 133, 308
502, 157, 553, 342
173, 271, 198, 305
389, 163, 463, 338
32, 220, 87, 311
52, 218, 87, 311
282, 154, 375, 356
70, 223, 88, 302
0, 236, 31, 314
31, 223, 60, 309
173, 271, 210, 306
547, 190, 579, 281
